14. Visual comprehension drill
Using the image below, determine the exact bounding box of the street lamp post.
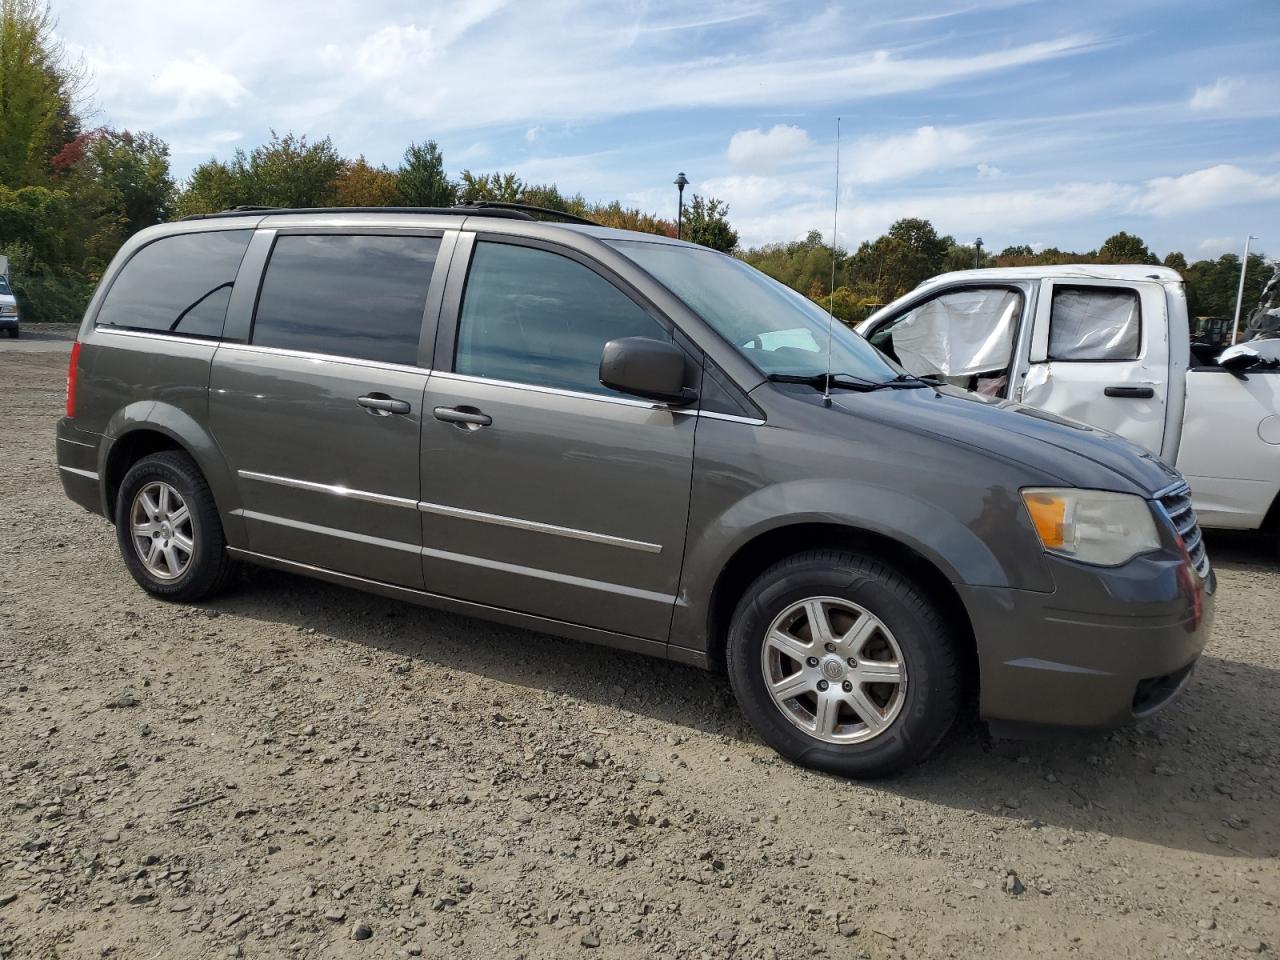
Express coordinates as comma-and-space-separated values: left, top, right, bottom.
1231, 234, 1259, 345
974, 237, 984, 269
674, 172, 689, 240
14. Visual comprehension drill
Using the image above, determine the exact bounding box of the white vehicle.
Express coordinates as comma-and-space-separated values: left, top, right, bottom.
857, 265, 1280, 540
0, 256, 19, 338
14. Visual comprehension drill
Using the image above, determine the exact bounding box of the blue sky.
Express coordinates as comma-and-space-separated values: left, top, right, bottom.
56, 0, 1280, 257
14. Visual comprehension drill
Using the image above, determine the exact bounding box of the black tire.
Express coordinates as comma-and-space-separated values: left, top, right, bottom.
6, 327, 16, 338
726, 549, 960, 778
114, 450, 238, 602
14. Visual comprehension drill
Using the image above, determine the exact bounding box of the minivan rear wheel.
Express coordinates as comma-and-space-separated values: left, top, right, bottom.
726, 549, 960, 777
115, 451, 237, 602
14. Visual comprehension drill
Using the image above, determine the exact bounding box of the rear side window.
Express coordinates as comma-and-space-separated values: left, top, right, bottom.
252, 234, 440, 365
1049, 287, 1141, 361
455, 241, 668, 395
96, 230, 252, 338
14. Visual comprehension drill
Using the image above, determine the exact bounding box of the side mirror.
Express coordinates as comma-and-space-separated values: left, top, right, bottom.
599, 337, 696, 405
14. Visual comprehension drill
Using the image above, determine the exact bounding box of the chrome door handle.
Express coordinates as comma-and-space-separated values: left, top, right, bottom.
433, 405, 492, 427
357, 393, 411, 415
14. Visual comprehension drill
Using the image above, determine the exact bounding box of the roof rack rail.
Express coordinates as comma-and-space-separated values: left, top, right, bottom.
455, 201, 598, 226
179, 203, 598, 226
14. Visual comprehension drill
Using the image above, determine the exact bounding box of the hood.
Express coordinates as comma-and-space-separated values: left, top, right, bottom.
0, 293, 15, 306
818, 384, 1180, 495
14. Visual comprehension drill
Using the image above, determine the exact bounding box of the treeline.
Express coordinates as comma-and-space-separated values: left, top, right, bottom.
0, 0, 1265, 326
739, 223, 1271, 325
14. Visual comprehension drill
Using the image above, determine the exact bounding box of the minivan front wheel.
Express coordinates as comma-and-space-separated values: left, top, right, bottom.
726, 550, 960, 777
115, 451, 237, 602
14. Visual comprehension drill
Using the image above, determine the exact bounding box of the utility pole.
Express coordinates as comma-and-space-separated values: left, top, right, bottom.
1231, 235, 1258, 344
974, 237, 984, 269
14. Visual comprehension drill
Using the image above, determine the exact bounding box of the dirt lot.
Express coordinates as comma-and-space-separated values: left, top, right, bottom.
2, 332, 1277, 959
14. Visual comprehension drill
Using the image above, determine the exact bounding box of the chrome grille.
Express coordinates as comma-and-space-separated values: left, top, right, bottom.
1157, 483, 1210, 578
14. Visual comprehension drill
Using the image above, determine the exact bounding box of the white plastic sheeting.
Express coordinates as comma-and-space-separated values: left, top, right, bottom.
1049, 288, 1140, 360
889, 288, 1020, 378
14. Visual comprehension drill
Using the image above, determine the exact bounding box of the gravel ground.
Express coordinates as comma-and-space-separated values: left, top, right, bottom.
2, 334, 1277, 959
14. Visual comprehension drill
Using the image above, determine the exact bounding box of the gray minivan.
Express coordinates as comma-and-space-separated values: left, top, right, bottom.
56, 205, 1215, 776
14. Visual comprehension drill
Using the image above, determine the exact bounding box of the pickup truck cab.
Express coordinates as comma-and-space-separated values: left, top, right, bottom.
859, 266, 1280, 540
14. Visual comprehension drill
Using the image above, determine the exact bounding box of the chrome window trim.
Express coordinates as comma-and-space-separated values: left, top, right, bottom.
418, 500, 663, 553
94, 327, 218, 346
237, 470, 418, 509
216, 341, 429, 375
58, 465, 99, 480
695, 410, 766, 426
428, 370, 665, 410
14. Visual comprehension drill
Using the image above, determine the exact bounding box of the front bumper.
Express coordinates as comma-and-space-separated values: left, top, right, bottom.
0, 315, 18, 330
961, 550, 1215, 730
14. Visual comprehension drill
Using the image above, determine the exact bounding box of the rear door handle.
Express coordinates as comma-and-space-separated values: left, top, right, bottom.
357, 393, 411, 415
433, 405, 492, 427
1104, 385, 1155, 399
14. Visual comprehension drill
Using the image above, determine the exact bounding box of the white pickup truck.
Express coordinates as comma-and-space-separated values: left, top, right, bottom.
857, 265, 1280, 542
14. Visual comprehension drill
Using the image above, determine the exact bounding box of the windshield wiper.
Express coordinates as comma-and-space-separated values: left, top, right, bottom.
767, 372, 933, 392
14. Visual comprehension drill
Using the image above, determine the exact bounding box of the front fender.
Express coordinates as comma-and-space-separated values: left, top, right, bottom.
100, 401, 246, 546
671, 474, 1053, 656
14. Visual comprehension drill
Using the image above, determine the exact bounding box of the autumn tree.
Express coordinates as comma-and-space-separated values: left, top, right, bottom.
335, 156, 399, 206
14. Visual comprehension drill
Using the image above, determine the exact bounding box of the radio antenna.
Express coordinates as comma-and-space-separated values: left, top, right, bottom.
823, 117, 841, 406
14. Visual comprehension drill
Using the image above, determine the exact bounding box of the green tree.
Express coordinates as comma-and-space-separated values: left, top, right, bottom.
1163, 251, 1188, 274
1098, 231, 1156, 264
848, 218, 955, 302
397, 140, 454, 207
173, 157, 248, 217
457, 170, 523, 203
682, 195, 737, 252
242, 131, 343, 208
71, 129, 174, 232
0, 0, 83, 186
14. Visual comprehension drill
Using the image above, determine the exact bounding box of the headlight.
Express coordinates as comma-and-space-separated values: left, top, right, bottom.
1021, 488, 1159, 566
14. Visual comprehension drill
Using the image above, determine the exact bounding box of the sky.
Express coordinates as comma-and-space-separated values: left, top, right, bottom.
54, 0, 1280, 257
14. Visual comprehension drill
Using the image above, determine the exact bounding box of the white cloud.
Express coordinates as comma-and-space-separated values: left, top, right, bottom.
976, 162, 1003, 179
1189, 77, 1240, 111
152, 53, 249, 121
726, 124, 812, 172
352, 24, 438, 83
525, 126, 545, 143
1131, 164, 1280, 216
1198, 236, 1239, 256
847, 125, 979, 183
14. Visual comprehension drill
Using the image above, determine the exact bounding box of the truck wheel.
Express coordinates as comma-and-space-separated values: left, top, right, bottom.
726, 550, 960, 777
114, 451, 238, 602
6, 328, 16, 338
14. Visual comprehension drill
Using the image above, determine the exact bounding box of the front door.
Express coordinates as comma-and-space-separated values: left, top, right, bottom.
1021, 279, 1170, 456
209, 230, 450, 587
419, 236, 697, 641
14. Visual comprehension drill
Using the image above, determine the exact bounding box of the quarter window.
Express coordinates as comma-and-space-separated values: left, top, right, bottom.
455, 242, 670, 395
1048, 287, 1141, 361
252, 234, 441, 365
96, 230, 252, 338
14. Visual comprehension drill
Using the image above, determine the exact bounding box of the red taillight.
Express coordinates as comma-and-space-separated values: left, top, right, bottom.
66, 341, 81, 417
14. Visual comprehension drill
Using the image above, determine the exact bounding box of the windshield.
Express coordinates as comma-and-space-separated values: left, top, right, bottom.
608, 240, 899, 381
0, 277, 10, 294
